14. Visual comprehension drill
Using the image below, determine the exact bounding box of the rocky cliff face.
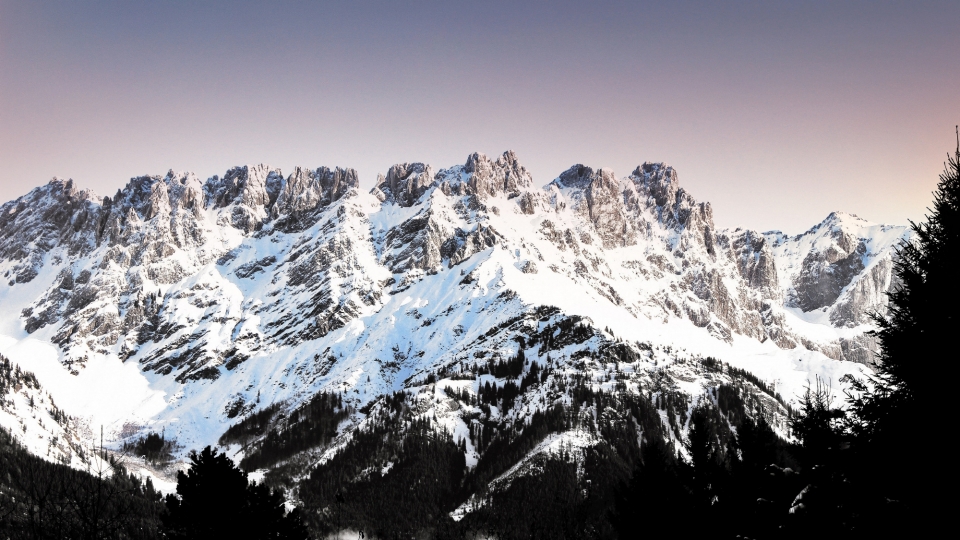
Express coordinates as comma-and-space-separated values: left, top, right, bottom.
766, 211, 905, 327
0, 151, 907, 470
206, 164, 283, 233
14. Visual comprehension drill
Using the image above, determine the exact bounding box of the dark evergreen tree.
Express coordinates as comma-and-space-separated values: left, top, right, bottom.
789, 379, 844, 467
737, 409, 778, 472
686, 403, 720, 482
162, 446, 307, 540
842, 133, 960, 533
614, 438, 692, 540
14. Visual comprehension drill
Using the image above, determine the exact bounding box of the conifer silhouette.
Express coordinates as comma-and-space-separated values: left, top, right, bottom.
844, 129, 960, 533
162, 446, 307, 540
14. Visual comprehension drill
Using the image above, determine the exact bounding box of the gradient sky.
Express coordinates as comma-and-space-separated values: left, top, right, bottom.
1, 1, 957, 233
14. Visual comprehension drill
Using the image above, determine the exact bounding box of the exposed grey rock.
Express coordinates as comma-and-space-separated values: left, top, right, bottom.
720, 229, 780, 294
381, 211, 447, 274
795, 240, 866, 312
0, 179, 101, 279
778, 212, 892, 316
206, 164, 283, 233
274, 166, 359, 217
373, 163, 434, 207
829, 253, 894, 327
517, 192, 538, 215
444, 224, 501, 267
235, 256, 277, 279
632, 162, 680, 209
551, 165, 636, 249
624, 163, 715, 253
463, 151, 533, 199
838, 333, 878, 364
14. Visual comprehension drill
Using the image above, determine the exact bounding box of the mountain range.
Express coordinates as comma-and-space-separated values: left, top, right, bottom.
0, 150, 907, 503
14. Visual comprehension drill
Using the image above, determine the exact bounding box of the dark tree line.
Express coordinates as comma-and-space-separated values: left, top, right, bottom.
122, 430, 177, 467
779, 132, 960, 537
298, 401, 468, 538
288, 342, 798, 539
847, 135, 960, 533
1, 426, 308, 539
236, 392, 349, 472
0, 425, 165, 540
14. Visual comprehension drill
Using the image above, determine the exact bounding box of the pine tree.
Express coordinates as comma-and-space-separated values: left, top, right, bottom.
737, 409, 777, 472
614, 438, 692, 540
789, 378, 844, 466
844, 131, 960, 532
163, 446, 308, 539
686, 404, 717, 485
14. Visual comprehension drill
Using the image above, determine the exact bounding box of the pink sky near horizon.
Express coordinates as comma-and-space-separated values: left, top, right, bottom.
1, 1, 957, 234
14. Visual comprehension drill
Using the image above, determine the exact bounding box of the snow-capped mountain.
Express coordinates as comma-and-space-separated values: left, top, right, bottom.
0, 151, 907, 495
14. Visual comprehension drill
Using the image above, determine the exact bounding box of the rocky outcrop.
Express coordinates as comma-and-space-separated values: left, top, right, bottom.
381, 211, 448, 275
443, 224, 501, 267
274, 166, 359, 217
630, 162, 680, 210
206, 164, 283, 233
829, 252, 895, 327
463, 151, 533, 199
1, 162, 374, 371
0, 179, 101, 283
624, 163, 715, 254
795, 240, 866, 312
626, 163, 712, 231
768, 211, 905, 331
720, 229, 780, 294
372, 163, 434, 207
551, 165, 636, 249
427, 151, 535, 201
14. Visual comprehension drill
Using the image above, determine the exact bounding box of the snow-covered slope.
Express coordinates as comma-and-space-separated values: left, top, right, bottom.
0, 352, 86, 465
0, 152, 907, 491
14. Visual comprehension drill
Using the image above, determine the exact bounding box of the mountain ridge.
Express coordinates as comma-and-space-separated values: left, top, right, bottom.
0, 151, 907, 503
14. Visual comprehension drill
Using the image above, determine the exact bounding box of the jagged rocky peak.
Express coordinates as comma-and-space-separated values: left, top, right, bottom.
206, 164, 283, 210
88, 171, 207, 256
98, 170, 204, 228
629, 162, 679, 208
162, 170, 205, 217
817, 211, 869, 252
372, 162, 435, 207
273, 166, 359, 216
758, 210, 908, 333
552, 164, 601, 189
0, 178, 101, 244
205, 165, 284, 233
0, 178, 103, 283
624, 162, 714, 242
551, 164, 635, 248
793, 212, 871, 313
376, 151, 536, 205
375, 151, 533, 278
461, 150, 534, 199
